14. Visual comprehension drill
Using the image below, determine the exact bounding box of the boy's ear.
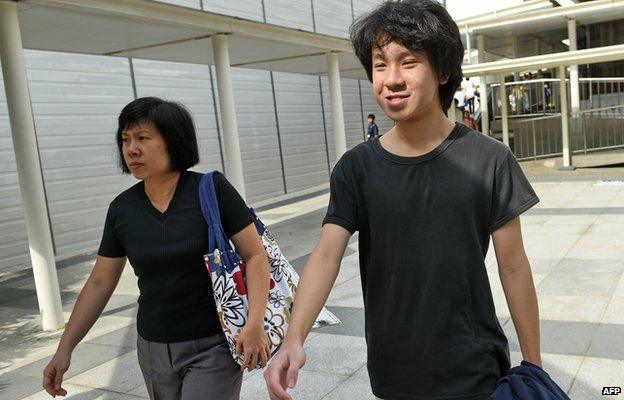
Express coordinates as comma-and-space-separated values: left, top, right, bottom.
438, 72, 450, 85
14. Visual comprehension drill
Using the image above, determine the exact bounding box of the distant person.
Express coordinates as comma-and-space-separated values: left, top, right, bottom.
462, 109, 478, 130
454, 88, 466, 110
462, 77, 476, 114
366, 113, 380, 140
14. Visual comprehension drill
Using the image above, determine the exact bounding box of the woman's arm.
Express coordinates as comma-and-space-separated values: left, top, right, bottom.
43, 255, 126, 397
231, 223, 271, 371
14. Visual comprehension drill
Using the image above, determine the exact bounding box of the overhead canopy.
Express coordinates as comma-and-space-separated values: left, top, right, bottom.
461, 0, 624, 37
14, 0, 624, 80
462, 44, 624, 77
17, 0, 368, 78
461, 0, 624, 59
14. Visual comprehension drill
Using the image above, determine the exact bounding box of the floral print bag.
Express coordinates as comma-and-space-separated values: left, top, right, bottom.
199, 172, 338, 368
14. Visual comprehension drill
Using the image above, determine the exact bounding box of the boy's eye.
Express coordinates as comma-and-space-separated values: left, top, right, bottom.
374, 63, 386, 69
403, 60, 418, 66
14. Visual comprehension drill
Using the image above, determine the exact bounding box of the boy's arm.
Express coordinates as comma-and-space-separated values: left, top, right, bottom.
264, 223, 351, 400
492, 216, 542, 367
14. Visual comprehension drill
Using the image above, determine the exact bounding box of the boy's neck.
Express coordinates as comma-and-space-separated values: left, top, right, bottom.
381, 111, 455, 157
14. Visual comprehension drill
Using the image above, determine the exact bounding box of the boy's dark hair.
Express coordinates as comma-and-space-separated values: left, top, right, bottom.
116, 97, 199, 173
350, 0, 464, 111
367, 113, 376, 120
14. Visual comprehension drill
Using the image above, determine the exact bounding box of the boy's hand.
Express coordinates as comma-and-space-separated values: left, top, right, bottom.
263, 341, 306, 400
43, 350, 70, 397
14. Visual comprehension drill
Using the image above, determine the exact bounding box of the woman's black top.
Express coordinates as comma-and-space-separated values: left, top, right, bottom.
98, 170, 253, 343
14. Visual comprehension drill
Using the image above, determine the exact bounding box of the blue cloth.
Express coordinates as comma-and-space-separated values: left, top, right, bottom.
367, 123, 379, 140
491, 361, 571, 400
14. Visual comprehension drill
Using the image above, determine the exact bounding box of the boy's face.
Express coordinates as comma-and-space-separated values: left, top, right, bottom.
367, 117, 374, 125
371, 41, 443, 123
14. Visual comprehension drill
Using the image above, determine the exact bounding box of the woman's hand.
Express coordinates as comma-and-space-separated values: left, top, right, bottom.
43, 350, 70, 397
41, 256, 126, 397
236, 321, 271, 372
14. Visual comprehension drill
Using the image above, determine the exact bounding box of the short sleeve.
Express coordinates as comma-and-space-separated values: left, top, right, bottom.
214, 173, 253, 238
322, 158, 359, 233
97, 205, 126, 258
489, 152, 540, 233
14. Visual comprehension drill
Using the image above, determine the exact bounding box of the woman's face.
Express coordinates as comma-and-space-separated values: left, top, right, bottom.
121, 121, 172, 180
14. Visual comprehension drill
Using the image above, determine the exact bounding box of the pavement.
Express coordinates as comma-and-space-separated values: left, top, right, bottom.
1, 162, 624, 400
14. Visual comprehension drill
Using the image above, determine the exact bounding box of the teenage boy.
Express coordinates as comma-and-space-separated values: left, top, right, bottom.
264, 1, 541, 399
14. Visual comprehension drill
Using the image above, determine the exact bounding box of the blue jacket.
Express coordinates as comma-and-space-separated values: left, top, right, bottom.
367, 123, 379, 140
491, 361, 571, 400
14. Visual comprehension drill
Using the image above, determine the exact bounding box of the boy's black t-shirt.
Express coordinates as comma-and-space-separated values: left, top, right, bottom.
323, 123, 539, 400
98, 170, 253, 343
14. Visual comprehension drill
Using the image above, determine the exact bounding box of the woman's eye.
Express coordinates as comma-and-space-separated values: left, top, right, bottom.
122, 138, 129, 143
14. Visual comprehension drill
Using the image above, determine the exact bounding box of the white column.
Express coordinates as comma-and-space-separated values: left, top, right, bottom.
0, 0, 64, 331
567, 19, 580, 114
511, 36, 519, 81
477, 34, 489, 135
326, 52, 347, 159
499, 74, 510, 147
465, 27, 472, 64
559, 65, 573, 169
211, 34, 246, 199
534, 38, 541, 55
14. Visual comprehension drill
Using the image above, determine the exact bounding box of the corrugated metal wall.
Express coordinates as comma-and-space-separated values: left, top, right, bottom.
201, 0, 264, 22
264, 0, 314, 31
132, 59, 224, 175
0, 0, 388, 271
272, 72, 330, 192
313, 0, 353, 38
352, 0, 384, 20
155, 0, 201, 10
1, 50, 137, 270
230, 68, 285, 202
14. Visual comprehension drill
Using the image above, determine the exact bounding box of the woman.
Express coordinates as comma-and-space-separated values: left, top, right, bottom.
461, 109, 478, 131
43, 97, 271, 399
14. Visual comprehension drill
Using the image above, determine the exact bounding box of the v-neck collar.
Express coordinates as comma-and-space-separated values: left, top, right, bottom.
138, 171, 187, 223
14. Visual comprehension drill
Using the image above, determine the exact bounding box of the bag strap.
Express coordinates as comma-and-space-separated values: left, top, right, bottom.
199, 172, 241, 270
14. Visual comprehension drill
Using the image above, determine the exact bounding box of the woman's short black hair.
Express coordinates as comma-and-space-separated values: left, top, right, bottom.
116, 97, 199, 173
350, 0, 464, 111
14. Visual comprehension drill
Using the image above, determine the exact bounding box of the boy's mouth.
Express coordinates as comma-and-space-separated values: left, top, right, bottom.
385, 94, 410, 105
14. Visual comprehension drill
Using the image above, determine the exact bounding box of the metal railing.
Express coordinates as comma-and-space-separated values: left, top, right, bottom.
491, 78, 561, 117
508, 104, 624, 160
490, 78, 624, 118
581, 78, 624, 110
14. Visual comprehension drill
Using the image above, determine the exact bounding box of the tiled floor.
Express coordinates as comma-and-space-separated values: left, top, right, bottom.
2, 167, 624, 399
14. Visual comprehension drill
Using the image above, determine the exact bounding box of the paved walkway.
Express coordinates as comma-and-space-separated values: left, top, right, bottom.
1, 165, 623, 399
